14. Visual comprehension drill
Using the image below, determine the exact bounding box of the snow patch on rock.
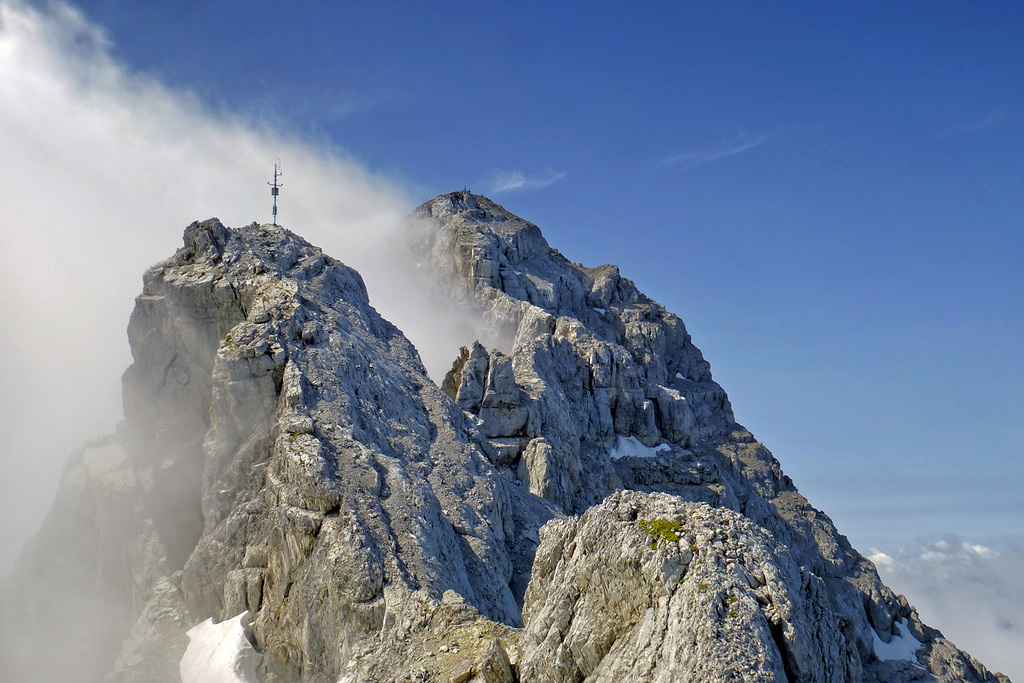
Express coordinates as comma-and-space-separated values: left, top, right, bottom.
872, 618, 923, 662
180, 612, 259, 683
610, 435, 671, 461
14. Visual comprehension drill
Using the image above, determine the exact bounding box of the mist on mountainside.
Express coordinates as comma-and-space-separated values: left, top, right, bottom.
0, 0, 483, 576
0, 4, 1019, 683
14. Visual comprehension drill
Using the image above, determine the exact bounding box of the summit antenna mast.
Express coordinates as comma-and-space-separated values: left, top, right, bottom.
269, 161, 283, 226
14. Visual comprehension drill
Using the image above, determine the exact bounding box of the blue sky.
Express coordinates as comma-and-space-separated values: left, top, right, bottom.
1, 0, 1022, 673
65, 0, 1023, 548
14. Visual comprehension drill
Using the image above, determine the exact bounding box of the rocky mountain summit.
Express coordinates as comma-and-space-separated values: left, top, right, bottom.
0, 191, 1009, 683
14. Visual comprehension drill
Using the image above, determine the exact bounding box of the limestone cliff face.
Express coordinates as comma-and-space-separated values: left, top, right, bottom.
124, 219, 557, 683
519, 491, 856, 683
408, 191, 1009, 683
0, 197, 1010, 683
411, 192, 732, 515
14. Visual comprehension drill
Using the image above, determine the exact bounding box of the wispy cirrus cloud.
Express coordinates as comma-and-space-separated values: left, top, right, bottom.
663, 128, 781, 171
938, 110, 1007, 137
487, 168, 566, 193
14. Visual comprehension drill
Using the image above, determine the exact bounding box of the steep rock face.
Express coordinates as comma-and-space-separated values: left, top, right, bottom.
408, 191, 1009, 683
123, 219, 560, 682
411, 192, 733, 517
0, 198, 1010, 683
2, 219, 558, 683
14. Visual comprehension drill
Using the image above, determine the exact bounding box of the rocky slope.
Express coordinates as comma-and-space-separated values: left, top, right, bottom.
0, 192, 1009, 683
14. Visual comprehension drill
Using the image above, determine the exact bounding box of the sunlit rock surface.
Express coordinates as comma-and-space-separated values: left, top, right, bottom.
0, 195, 1010, 682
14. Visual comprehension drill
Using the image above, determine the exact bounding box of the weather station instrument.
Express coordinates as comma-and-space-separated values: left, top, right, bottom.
269, 160, 283, 226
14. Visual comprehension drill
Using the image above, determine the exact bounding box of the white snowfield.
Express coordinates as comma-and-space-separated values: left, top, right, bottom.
872, 617, 924, 662
180, 612, 260, 683
610, 435, 672, 461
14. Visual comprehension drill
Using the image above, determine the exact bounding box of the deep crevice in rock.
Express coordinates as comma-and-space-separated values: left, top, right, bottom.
769, 618, 799, 683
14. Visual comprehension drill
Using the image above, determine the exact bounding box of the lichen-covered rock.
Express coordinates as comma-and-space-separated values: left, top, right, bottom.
518, 491, 855, 682
517, 490, 1005, 683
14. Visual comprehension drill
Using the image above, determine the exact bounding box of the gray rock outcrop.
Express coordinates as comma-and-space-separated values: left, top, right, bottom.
407, 191, 1010, 683
410, 191, 733, 516
520, 491, 852, 682
517, 489, 1007, 683
0, 194, 1010, 683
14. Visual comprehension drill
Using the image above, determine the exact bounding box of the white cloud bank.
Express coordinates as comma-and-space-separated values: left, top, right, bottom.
0, 0, 471, 574
870, 537, 1024, 680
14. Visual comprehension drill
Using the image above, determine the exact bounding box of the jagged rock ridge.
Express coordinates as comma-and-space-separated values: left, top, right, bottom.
409, 191, 1009, 683
0, 192, 1009, 683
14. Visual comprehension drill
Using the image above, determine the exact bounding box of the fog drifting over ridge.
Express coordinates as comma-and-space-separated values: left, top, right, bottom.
1, 4, 1022, 681
0, 0, 476, 574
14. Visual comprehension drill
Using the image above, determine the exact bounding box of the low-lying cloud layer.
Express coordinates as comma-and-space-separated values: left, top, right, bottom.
0, 0, 472, 574
870, 538, 1024, 680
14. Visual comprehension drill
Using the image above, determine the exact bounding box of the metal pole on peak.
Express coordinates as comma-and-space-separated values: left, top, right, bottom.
269, 160, 283, 226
